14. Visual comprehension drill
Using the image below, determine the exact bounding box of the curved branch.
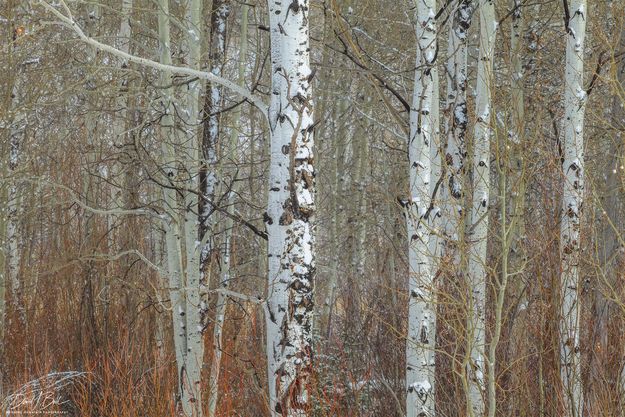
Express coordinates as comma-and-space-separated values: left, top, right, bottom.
36, 0, 269, 117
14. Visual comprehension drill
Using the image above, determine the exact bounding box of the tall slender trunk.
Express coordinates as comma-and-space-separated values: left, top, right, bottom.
467, 1, 496, 416
508, 0, 526, 256
79, 3, 102, 350
322, 95, 348, 338
265, 0, 315, 414
207, 4, 242, 416
442, 0, 472, 323
7, 85, 23, 319
443, 0, 472, 222
5, 12, 27, 327
7, 124, 21, 312
440, 5, 472, 413
505, 1, 530, 414
199, 0, 231, 278
178, 0, 205, 413
156, 1, 190, 413
612, 25, 625, 404
352, 121, 369, 279
559, 2, 587, 416
111, 0, 134, 316
406, 1, 438, 415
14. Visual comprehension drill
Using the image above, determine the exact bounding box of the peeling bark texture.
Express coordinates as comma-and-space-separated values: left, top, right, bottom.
406, 1, 438, 416
266, 0, 315, 415
467, 1, 496, 416
559, 1, 586, 416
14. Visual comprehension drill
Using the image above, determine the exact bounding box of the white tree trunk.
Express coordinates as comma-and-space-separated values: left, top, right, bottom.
156, 2, 191, 414
199, 0, 230, 277
179, 0, 205, 413
109, 0, 133, 217
559, 1, 587, 416
442, 0, 472, 268
406, 1, 438, 416
467, 1, 496, 416
207, 3, 241, 416
265, 0, 315, 414
6, 19, 27, 326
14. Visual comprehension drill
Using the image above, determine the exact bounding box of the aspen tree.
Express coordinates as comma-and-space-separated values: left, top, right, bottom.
611, 25, 625, 399
559, 1, 587, 416
155, 1, 192, 414
207, 3, 241, 416
467, 1, 496, 416
406, 1, 438, 416
5, 13, 25, 325
264, 0, 316, 414
109, 0, 133, 309
441, 5, 472, 411
179, 0, 205, 412
199, 0, 231, 278
443, 0, 472, 230
505, 1, 529, 414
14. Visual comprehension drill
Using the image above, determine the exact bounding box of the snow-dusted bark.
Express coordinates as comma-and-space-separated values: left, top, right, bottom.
264, 0, 315, 414
406, 1, 438, 416
467, 1, 496, 416
442, 0, 472, 259
559, 2, 587, 416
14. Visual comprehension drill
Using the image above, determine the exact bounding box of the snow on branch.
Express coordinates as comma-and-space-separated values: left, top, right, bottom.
35, 0, 269, 117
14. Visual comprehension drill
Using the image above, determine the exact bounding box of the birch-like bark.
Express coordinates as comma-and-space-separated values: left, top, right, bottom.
199, 0, 231, 279
265, 1, 315, 414
5, 15, 27, 326
352, 123, 369, 279
559, 2, 587, 416
207, 4, 242, 417
7, 91, 24, 318
7, 125, 21, 308
179, 0, 204, 412
406, 1, 438, 415
442, 0, 472, 267
508, 0, 526, 244
156, 2, 189, 413
467, 1, 496, 416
